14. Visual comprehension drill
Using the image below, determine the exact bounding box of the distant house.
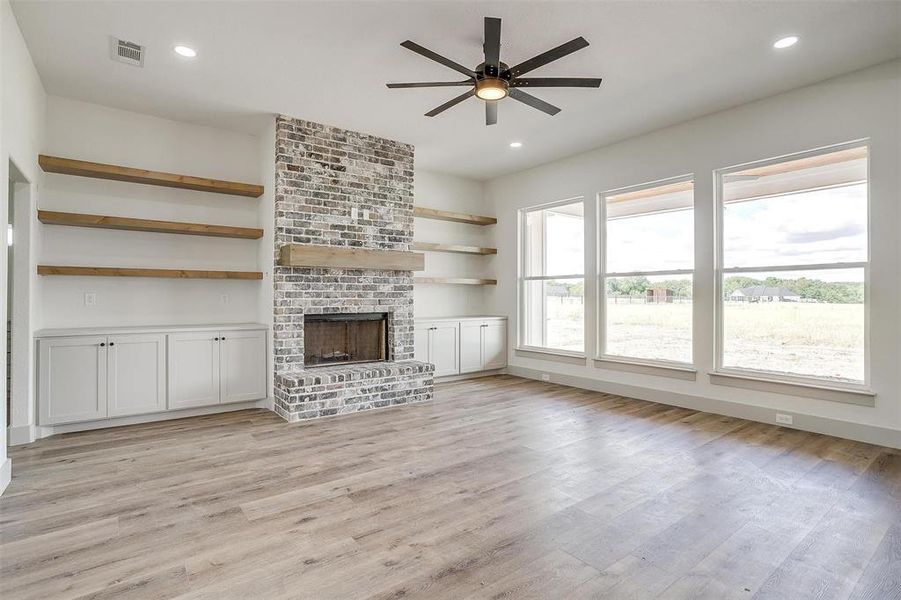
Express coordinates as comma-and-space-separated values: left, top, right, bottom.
729, 285, 801, 302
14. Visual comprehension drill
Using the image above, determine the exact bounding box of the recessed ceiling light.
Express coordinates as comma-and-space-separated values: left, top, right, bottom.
173, 45, 197, 58
509, 141, 523, 148
773, 36, 799, 49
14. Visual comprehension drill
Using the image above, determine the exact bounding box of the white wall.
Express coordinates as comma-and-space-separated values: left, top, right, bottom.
413, 170, 495, 318
486, 60, 901, 446
1, 0, 47, 490
40, 96, 265, 328
256, 119, 276, 407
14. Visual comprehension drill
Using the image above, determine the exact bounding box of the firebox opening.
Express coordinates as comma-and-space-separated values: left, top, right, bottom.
303, 312, 389, 367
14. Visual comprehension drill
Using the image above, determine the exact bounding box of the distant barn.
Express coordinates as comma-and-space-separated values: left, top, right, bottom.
646, 287, 675, 304
729, 285, 801, 302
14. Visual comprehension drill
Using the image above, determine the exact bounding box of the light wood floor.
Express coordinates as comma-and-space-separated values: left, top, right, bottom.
1, 375, 899, 599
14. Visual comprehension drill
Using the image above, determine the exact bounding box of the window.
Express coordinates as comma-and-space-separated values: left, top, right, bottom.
716, 142, 868, 384
600, 177, 694, 364
519, 199, 585, 354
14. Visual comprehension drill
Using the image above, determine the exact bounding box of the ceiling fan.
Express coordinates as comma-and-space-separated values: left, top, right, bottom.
386, 17, 602, 126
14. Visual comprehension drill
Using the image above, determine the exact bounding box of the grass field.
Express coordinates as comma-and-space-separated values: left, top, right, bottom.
721, 301, 864, 382
546, 298, 865, 382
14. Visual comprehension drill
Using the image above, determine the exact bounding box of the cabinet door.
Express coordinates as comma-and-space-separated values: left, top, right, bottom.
107, 334, 166, 418
459, 321, 484, 374
482, 321, 507, 370
168, 331, 220, 409
39, 336, 108, 425
413, 323, 432, 363
431, 322, 460, 377
220, 330, 267, 404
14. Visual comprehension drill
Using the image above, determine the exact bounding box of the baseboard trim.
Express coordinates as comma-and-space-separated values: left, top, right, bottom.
507, 366, 900, 449
8, 424, 36, 446
34, 399, 271, 439
0, 458, 11, 496
435, 369, 506, 383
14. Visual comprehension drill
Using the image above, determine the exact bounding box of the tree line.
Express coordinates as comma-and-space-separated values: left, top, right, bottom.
597, 276, 863, 304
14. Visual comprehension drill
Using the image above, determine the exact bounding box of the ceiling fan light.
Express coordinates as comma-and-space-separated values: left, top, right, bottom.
475, 78, 508, 100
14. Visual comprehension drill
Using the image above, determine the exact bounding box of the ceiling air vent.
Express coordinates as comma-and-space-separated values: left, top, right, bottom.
110, 37, 145, 67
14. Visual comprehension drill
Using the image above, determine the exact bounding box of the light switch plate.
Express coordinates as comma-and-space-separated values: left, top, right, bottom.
84, 292, 96, 306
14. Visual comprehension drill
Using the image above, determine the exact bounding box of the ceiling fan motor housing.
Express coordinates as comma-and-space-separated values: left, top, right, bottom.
387, 17, 601, 125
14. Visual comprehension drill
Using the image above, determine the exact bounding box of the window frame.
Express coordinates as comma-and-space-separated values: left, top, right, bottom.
713, 139, 871, 390
516, 196, 587, 357
597, 174, 695, 368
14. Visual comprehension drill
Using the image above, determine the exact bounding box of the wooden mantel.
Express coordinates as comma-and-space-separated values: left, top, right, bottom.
279, 244, 425, 271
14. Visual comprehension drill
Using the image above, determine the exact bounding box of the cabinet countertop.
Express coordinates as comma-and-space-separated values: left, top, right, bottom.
36, 323, 268, 338
415, 315, 507, 322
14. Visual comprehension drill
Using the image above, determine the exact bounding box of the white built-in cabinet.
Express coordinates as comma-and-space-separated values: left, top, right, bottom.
39, 335, 110, 424
414, 317, 506, 378
168, 332, 222, 410
108, 334, 167, 418
414, 321, 460, 377
38, 324, 267, 426
220, 330, 269, 403
168, 328, 268, 409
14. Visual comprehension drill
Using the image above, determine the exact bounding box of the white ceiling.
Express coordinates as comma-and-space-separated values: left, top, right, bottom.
11, 1, 901, 180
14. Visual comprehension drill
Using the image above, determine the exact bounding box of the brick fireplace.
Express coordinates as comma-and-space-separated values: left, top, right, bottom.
272, 116, 433, 421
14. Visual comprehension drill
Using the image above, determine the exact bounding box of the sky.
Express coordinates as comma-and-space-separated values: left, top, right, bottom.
534, 182, 866, 283
543, 211, 585, 276
723, 184, 866, 275
603, 183, 866, 281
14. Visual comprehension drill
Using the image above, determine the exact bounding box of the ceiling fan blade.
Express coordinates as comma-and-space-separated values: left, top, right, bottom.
425, 89, 476, 117
400, 41, 477, 78
486, 101, 498, 126
387, 80, 473, 89
506, 37, 590, 78
483, 17, 502, 75
511, 77, 602, 88
508, 88, 561, 116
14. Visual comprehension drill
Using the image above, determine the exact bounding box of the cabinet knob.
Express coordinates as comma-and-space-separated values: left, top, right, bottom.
99, 342, 106, 347
109, 342, 115, 347
221, 336, 226, 341
214, 337, 220, 341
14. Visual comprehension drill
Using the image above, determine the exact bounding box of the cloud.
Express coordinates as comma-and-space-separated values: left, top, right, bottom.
784, 222, 865, 244
725, 184, 867, 266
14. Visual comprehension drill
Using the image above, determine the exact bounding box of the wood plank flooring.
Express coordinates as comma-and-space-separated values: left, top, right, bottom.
1, 375, 899, 599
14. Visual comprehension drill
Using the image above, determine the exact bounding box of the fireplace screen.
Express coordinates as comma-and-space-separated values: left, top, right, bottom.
304, 313, 389, 367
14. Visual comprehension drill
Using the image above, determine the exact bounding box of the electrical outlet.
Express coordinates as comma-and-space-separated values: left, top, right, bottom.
84, 292, 96, 306
220, 294, 230, 305
775, 413, 793, 425
363, 209, 370, 220
541, 373, 551, 382
351, 207, 358, 220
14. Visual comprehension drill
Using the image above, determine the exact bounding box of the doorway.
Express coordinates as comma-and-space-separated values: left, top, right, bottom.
6, 160, 32, 441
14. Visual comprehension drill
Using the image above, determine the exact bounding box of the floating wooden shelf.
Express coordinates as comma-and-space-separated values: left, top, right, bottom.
413, 242, 497, 255
38, 210, 264, 239
38, 155, 264, 198
38, 266, 263, 280
413, 206, 496, 226
279, 244, 425, 271
414, 277, 497, 285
